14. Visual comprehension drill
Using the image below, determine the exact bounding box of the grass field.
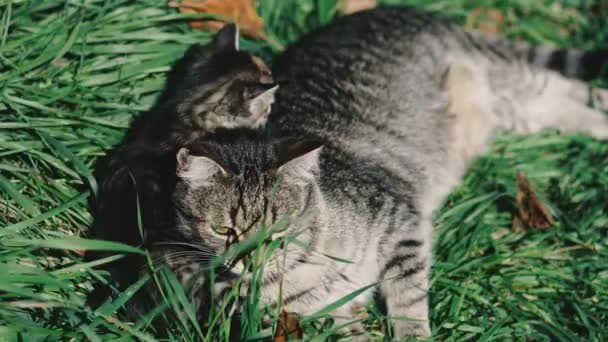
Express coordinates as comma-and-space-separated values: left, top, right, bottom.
1, 0, 607, 340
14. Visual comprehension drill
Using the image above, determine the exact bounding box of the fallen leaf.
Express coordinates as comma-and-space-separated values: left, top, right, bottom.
169, 0, 265, 39
350, 304, 369, 320
511, 215, 526, 233
337, 0, 377, 14
274, 310, 303, 342
512, 171, 555, 231
467, 7, 504, 36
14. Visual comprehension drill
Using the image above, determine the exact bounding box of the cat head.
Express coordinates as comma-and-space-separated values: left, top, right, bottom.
172, 129, 323, 276
160, 24, 277, 137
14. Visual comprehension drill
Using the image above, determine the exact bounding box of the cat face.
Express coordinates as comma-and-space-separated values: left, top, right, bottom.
161, 25, 278, 142
172, 129, 323, 276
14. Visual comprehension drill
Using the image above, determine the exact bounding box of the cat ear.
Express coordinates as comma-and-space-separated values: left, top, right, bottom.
212, 23, 239, 51
246, 84, 279, 122
277, 141, 323, 179
176, 147, 227, 185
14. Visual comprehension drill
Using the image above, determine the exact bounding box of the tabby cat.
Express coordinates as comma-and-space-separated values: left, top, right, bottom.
167, 6, 608, 339
88, 24, 277, 311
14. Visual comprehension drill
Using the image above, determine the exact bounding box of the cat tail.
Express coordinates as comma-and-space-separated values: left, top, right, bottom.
524, 45, 608, 81
459, 30, 607, 81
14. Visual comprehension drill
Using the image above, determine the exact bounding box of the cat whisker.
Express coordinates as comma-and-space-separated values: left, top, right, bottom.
143, 252, 219, 274
153, 241, 214, 253
159, 251, 217, 261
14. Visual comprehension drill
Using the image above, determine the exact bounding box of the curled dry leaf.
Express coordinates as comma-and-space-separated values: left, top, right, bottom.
467, 7, 504, 36
169, 0, 266, 39
512, 171, 555, 232
274, 310, 303, 342
337, 0, 377, 14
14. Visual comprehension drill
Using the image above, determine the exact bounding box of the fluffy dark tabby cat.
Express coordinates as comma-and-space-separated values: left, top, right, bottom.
166, 6, 608, 340
88, 24, 277, 311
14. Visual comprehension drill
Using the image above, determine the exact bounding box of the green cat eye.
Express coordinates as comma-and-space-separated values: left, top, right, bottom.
213, 225, 233, 235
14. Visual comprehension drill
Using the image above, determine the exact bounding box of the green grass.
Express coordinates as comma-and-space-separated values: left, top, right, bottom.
1, 0, 607, 340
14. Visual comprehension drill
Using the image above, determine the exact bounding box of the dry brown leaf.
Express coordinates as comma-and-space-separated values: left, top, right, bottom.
511, 215, 526, 233
512, 171, 555, 232
337, 0, 377, 14
274, 310, 303, 342
467, 7, 504, 36
350, 304, 369, 320
169, 0, 265, 39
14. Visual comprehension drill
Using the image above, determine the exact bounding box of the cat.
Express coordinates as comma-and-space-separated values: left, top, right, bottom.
165, 6, 608, 340
88, 23, 278, 314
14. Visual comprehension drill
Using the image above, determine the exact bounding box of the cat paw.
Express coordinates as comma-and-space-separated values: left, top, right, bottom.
390, 321, 431, 341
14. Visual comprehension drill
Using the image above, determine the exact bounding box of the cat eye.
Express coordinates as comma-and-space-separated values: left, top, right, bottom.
212, 225, 233, 236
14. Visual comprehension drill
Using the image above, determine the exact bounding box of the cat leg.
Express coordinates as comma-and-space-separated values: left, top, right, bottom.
379, 218, 432, 339
428, 57, 608, 219
421, 58, 500, 217
503, 71, 608, 139
442, 54, 608, 143
464, 52, 608, 139
330, 305, 373, 341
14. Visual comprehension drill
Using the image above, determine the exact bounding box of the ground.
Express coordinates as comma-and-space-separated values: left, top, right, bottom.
0, 0, 607, 341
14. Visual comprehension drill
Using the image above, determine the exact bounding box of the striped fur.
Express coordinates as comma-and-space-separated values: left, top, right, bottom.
88, 25, 278, 317
119, 6, 606, 340
265, 6, 607, 339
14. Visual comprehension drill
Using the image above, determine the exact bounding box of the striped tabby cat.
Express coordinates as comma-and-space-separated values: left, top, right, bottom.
88, 24, 277, 314
168, 6, 608, 339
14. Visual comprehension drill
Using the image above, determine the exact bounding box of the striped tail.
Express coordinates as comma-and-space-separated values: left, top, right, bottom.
463, 30, 607, 82
525, 46, 608, 81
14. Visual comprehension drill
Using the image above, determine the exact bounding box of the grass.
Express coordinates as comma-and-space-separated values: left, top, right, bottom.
1, 0, 607, 340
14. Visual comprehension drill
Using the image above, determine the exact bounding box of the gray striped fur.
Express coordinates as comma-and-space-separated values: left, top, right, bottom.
171, 6, 608, 339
